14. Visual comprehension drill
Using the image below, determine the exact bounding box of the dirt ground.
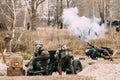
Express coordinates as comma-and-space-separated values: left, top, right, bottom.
0, 54, 120, 80
78, 57, 120, 80
0, 75, 95, 80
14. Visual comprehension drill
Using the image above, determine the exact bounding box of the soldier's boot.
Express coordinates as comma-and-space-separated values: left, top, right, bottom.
71, 67, 75, 74
58, 68, 62, 75
44, 68, 49, 75
70, 65, 75, 74
45, 65, 49, 75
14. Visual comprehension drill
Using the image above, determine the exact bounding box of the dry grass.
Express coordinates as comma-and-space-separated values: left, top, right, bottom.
0, 27, 120, 56
22, 27, 87, 55
1, 27, 120, 80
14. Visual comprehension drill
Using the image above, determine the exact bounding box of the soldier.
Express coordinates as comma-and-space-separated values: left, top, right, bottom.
27, 22, 30, 30
26, 41, 50, 74
85, 42, 113, 60
55, 44, 74, 75
4, 33, 11, 51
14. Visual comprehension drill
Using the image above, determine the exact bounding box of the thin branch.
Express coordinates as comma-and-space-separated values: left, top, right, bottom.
5, 0, 14, 14
36, 0, 45, 9
38, 0, 45, 4
13, 30, 25, 50
0, 8, 13, 22
25, 0, 32, 19
13, 1, 27, 50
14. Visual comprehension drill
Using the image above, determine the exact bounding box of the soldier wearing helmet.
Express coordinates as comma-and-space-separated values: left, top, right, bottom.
26, 41, 50, 74
4, 33, 11, 51
55, 44, 74, 75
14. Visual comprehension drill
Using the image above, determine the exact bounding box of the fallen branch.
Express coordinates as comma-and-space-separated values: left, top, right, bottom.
105, 50, 113, 61
13, 30, 25, 51
0, 48, 6, 64
106, 56, 120, 59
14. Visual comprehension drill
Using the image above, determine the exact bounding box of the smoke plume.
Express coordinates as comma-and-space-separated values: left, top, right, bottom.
62, 7, 108, 41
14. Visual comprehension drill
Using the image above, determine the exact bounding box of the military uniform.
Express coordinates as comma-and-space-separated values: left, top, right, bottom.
4, 34, 11, 51
55, 44, 74, 75
27, 41, 50, 73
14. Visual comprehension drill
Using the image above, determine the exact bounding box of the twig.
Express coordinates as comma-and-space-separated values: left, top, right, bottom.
0, 48, 6, 64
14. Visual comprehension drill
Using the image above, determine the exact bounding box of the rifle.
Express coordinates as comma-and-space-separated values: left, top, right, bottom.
87, 42, 96, 48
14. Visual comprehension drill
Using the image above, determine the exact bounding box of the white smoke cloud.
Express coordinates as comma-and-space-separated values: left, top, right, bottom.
62, 7, 108, 41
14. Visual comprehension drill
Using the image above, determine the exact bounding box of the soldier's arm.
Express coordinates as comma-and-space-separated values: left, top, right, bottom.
34, 51, 37, 56
55, 50, 60, 62
41, 50, 50, 58
68, 51, 74, 59
34, 45, 40, 56
55, 50, 59, 57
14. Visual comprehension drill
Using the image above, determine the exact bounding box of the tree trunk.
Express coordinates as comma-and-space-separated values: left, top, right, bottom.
66, 0, 70, 8
30, 1, 37, 30
9, 0, 16, 52
60, 0, 63, 29
13, 7, 27, 51
56, 0, 59, 27
98, 0, 105, 24
31, 15, 37, 30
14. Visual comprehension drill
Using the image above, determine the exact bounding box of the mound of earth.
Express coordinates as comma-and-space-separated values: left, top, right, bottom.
78, 62, 120, 80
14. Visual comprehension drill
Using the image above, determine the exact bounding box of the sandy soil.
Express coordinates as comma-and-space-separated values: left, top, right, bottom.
0, 54, 120, 80
0, 75, 95, 80
78, 58, 120, 80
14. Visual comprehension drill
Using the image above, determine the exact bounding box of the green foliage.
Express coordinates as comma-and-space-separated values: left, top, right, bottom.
25, 49, 32, 54
21, 53, 31, 60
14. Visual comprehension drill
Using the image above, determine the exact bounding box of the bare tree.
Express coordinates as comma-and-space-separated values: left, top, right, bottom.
0, 0, 17, 52
96, 0, 110, 23
0, 0, 14, 30
0, 0, 21, 52
25, 0, 45, 30
56, 0, 59, 27
8, 0, 16, 52
13, 7, 27, 51
66, 0, 72, 8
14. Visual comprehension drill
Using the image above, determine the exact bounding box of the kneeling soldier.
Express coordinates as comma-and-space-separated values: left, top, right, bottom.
26, 41, 50, 74
55, 44, 74, 75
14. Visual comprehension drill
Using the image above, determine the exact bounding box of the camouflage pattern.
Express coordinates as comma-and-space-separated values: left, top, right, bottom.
28, 41, 50, 70
55, 44, 73, 58
55, 44, 73, 71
